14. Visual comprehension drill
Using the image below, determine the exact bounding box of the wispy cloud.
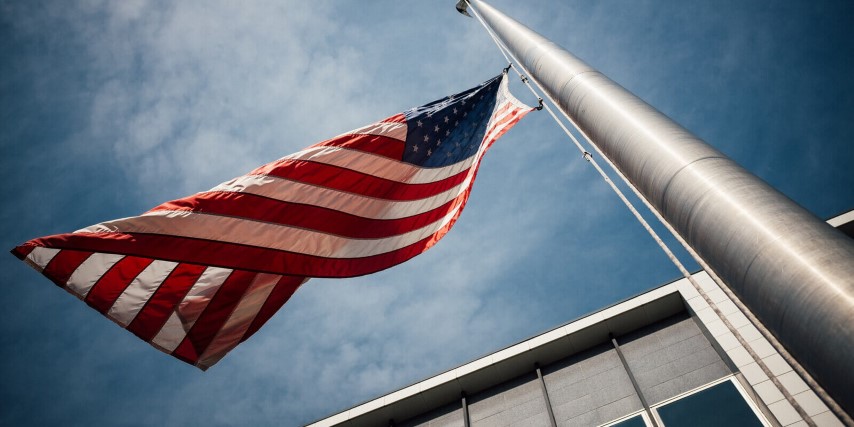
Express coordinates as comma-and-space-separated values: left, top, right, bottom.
2, 0, 852, 425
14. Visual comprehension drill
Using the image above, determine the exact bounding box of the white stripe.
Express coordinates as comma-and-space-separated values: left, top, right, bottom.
196, 273, 281, 369
24, 247, 61, 272
80, 195, 468, 258
108, 260, 179, 327
482, 103, 523, 146
341, 120, 407, 142
274, 84, 526, 190
66, 253, 125, 298
207, 174, 466, 220
276, 146, 476, 185
150, 266, 232, 352
78, 139, 499, 259
76, 91, 524, 260
496, 71, 532, 111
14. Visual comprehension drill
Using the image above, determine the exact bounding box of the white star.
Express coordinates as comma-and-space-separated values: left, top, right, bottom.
455, 120, 459, 126
445, 130, 450, 137
444, 116, 449, 124
446, 151, 452, 158
434, 125, 440, 132
413, 145, 419, 152
427, 149, 432, 156
453, 108, 458, 114
417, 120, 423, 127
437, 139, 442, 146
463, 111, 468, 117
424, 135, 430, 142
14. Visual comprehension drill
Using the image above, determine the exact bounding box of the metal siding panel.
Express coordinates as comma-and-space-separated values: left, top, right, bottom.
618, 314, 732, 405
398, 402, 465, 427
543, 344, 641, 425
467, 373, 550, 427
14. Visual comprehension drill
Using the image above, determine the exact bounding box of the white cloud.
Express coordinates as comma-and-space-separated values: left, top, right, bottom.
48, 0, 377, 199
5, 1, 851, 426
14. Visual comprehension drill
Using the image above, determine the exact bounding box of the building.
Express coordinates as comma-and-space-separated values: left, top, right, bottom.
308, 210, 853, 427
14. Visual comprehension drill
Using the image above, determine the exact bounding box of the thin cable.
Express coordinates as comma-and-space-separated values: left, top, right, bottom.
466, 2, 824, 425
469, 1, 696, 282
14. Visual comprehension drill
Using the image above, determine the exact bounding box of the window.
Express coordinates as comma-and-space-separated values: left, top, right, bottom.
653, 379, 765, 427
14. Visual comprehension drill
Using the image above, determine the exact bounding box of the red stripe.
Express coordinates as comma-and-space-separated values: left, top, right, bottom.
11, 245, 36, 260
22, 188, 472, 279
250, 133, 405, 178
172, 270, 256, 364
483, 104, 523, 143
85, 256, 155, 314
485, 106, 528, 147
28, 232, 427, 277
127, 263, 208, 342
147, 193, 460, 239
240, 276, 305, 343
171, 338, 200, 367
21, 162, 484, 278
41, 249, 93, 288
237, 159, 468, 201
312, 133, 405, 160
382, 113, 406, 123
492, 102, 516, 118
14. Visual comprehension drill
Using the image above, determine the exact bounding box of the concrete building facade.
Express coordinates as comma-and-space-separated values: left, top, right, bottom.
309, 211, 853, 427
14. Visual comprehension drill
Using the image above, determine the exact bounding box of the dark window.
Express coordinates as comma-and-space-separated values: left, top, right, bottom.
655, 380, 763, 427
609, 414, 648, 427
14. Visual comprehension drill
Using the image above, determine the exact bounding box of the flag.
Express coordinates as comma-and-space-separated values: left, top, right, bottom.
11, 72, 533, 370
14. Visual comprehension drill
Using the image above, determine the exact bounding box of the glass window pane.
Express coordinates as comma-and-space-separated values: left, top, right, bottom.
608, 414, 647, 427
656, 380, 763, 427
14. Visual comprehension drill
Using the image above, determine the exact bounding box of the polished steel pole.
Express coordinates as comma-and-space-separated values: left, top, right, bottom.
465, 0, 854, 414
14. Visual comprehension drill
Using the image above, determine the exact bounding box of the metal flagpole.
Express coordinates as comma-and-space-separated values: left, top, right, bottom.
459, 0, 854, 418
465, 7, 827, 425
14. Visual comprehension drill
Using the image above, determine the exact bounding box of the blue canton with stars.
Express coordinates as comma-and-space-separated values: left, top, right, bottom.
402, 74, 501, 167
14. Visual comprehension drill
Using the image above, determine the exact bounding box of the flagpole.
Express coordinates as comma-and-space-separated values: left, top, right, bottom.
461, 0, 854, 418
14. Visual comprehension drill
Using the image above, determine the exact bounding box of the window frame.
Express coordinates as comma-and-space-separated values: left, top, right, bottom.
648, 376, 771, 427
599, 410, 652, 427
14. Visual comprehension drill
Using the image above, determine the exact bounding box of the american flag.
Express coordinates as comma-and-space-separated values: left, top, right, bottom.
11, 72, 533, 370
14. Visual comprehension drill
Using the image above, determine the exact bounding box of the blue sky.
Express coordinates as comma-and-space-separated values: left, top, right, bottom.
1, 1, 852, 426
